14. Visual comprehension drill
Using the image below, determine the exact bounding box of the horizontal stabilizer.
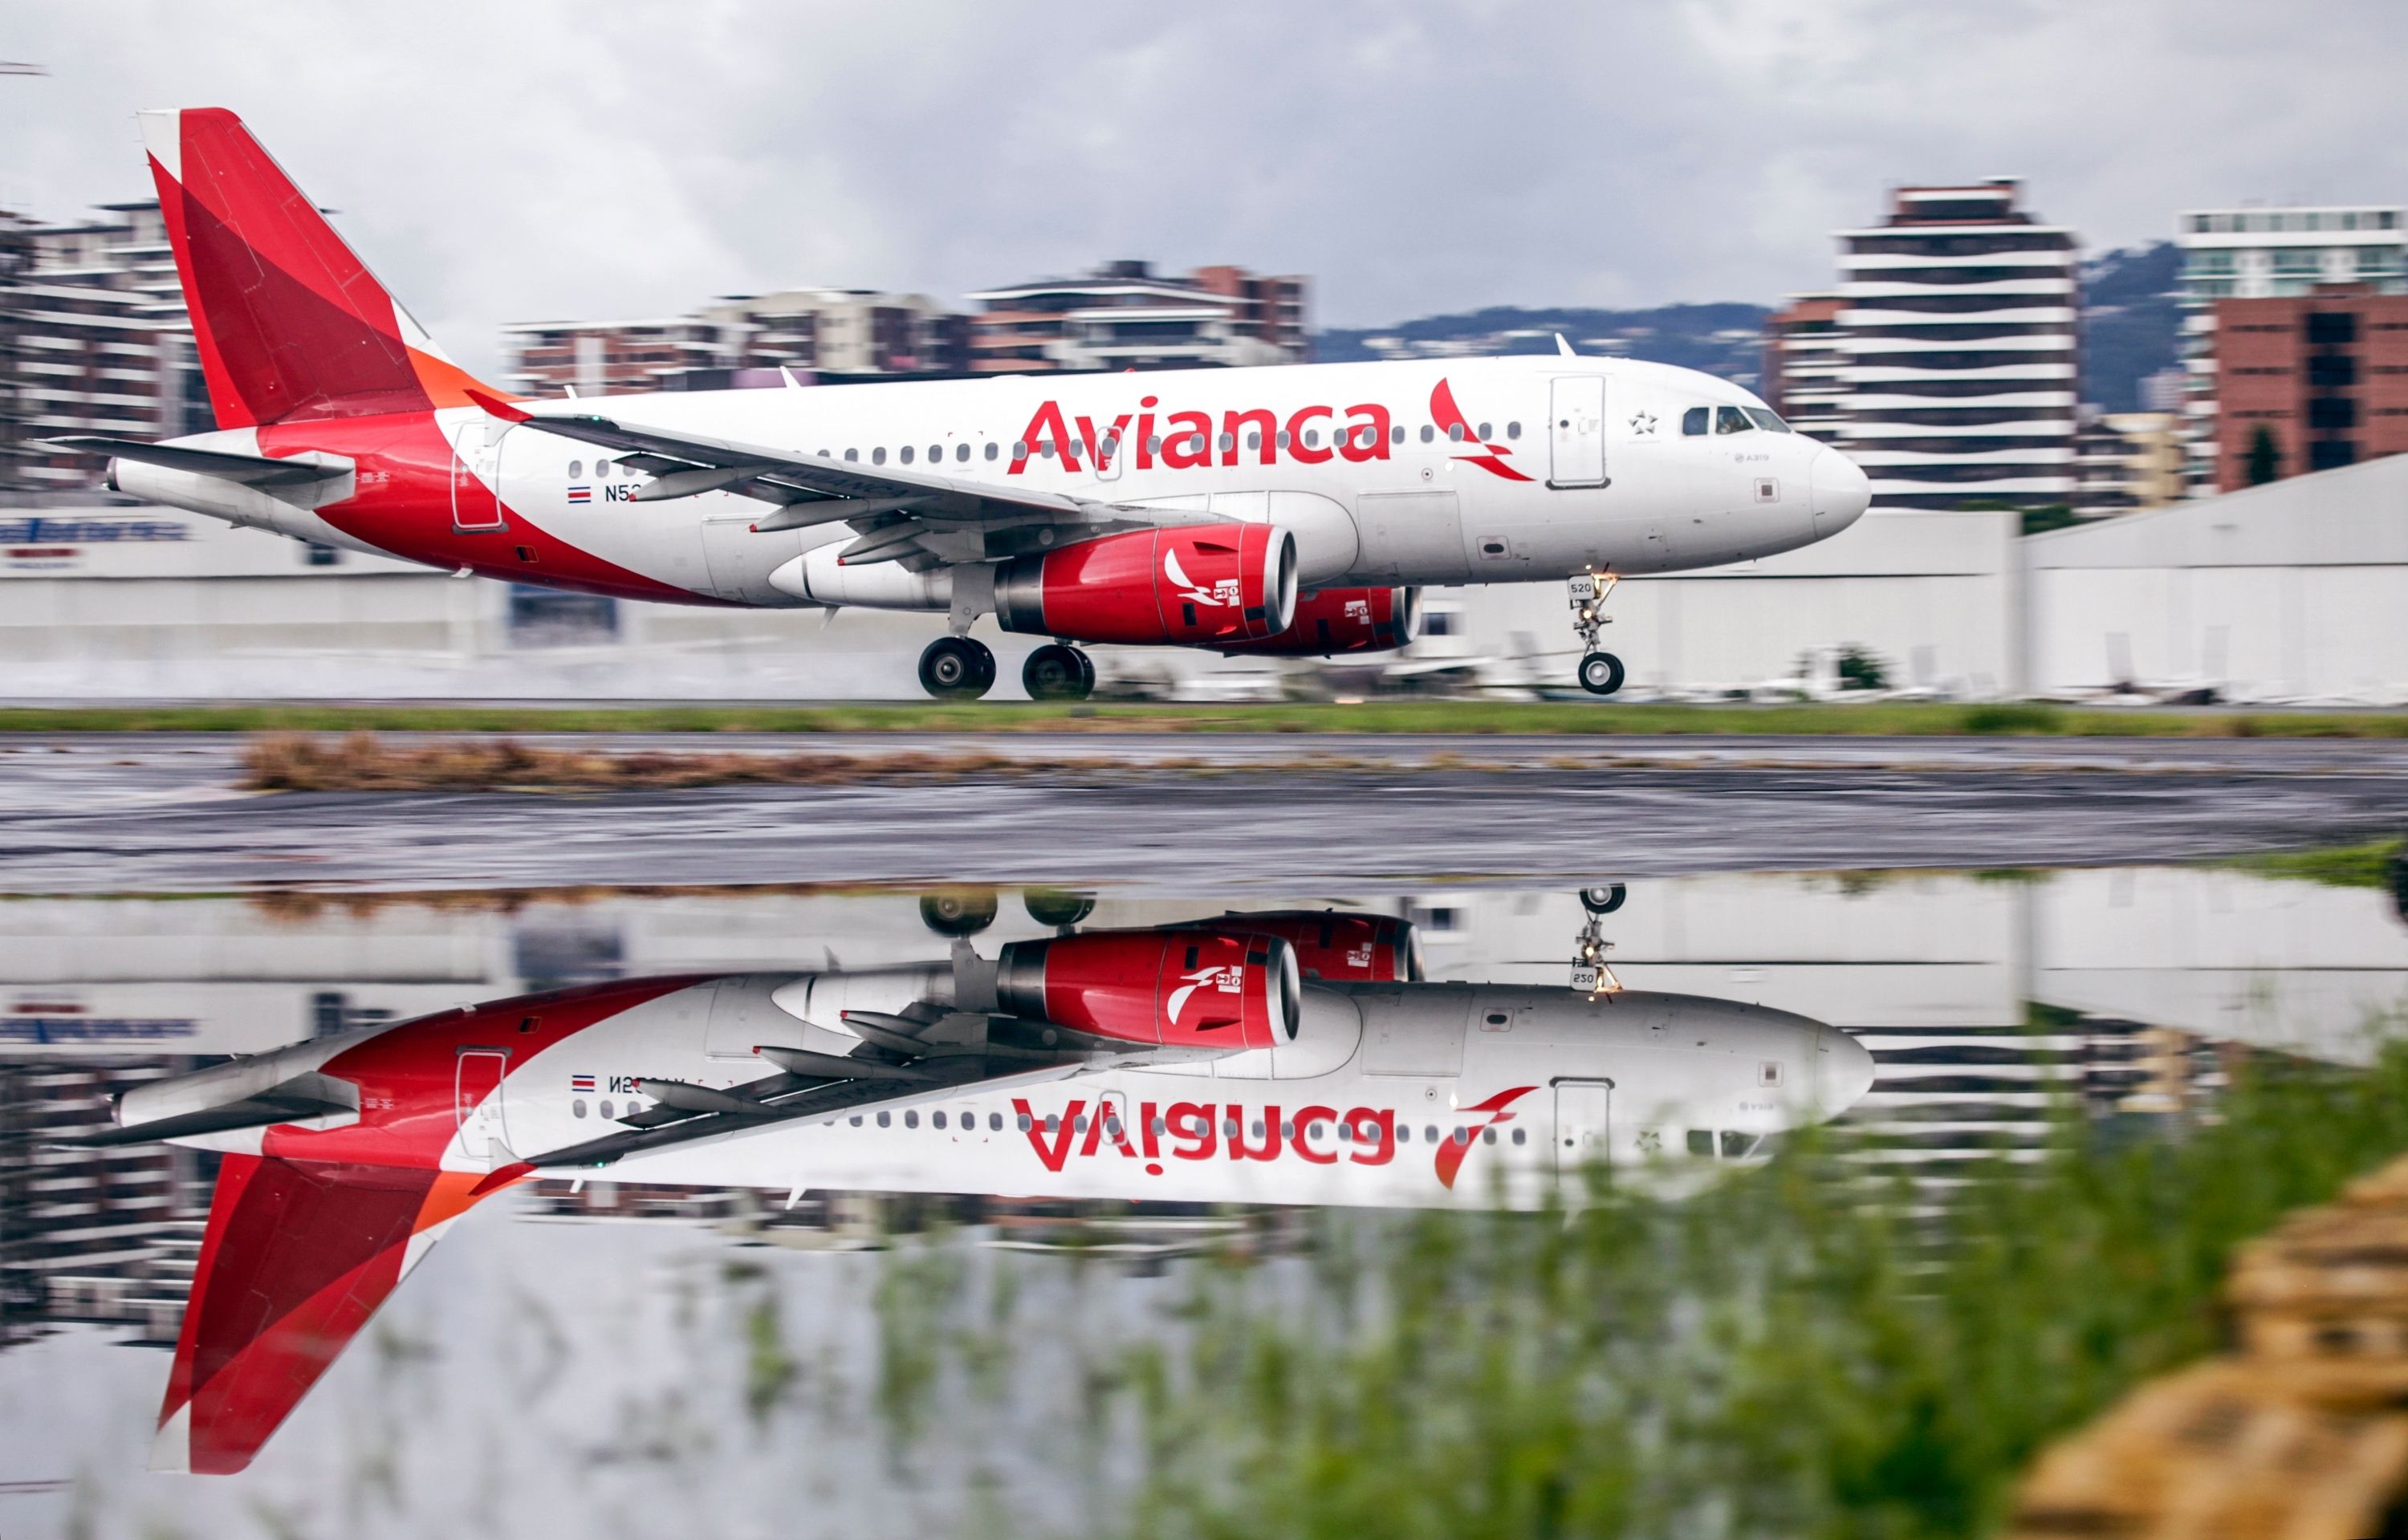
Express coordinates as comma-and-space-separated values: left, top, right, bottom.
46, 436, 352, 487
59, 1091, 352, 1148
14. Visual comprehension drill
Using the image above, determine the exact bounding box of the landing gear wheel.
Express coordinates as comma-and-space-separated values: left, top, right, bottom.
919, 636, 995, 699
1023, 644, 1092, 702
919, 889, 999, 937
1023, 888, 1096, 928
1578, 651, 1626, 697
1580, 884, 1627, 916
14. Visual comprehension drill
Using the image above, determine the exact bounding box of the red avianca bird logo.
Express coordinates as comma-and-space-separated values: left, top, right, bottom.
1434, 1084, 1540, 1189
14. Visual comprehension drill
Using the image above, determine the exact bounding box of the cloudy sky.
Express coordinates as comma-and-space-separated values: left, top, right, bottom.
5, 0, 2403, 373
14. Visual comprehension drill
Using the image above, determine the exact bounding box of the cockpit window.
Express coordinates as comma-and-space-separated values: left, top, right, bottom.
1714, 405, 1754, 435
1720, 1130, 1760, 1160
1743, 407, 1793, 433
1682, 406, 1709, 437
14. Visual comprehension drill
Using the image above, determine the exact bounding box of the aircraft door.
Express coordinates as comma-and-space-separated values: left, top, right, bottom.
454, 1047, 512, 1166
1548, 376, 1608, 488
450, 416, 507, 531
1551, 1077, 1611, 1175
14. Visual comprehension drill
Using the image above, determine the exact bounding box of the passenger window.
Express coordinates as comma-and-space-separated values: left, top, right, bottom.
1483, 1128, 1497, 1144
1218, 433, 1235, 453
985, 442, 999, 461
567, 460, 583, 479
1477, 421, 1491, 439
844, 448, 858, 461
1681, 408, 1708, 436
849, 1114, 863, 1126
1447, 423, 1465, 442
1011, 441, 1027, 461
1421, 425, 1434, 443
928, 444, 941, 461
1511, 1128, 1526, 1145
904, 1110, 918, 1128
1016, 1113, 1031, 1131
1395, 1124, 1410, 1143
932, 1111, 946, 1129
1145, 436, 1161, 455
958, 444, 970, 462
872, 447, 888, 464
1426, 1125, 1440, 1144
1247, 433, 1262, 451
572, 1099, 587, 1118
1714, 406, 1752, 435
877, 1110, 891, 1127
600, 1099, 614, 1120
1743, 408, 1792, 433
1391, 425, 1405, 444
900, 445, 914, 464
1302, 429, 1319, 449
1275, 432, 1290, 450
1506, 422, 1521, 440
1039, 441, 1054, 457
1686, 1128, 1714, 1156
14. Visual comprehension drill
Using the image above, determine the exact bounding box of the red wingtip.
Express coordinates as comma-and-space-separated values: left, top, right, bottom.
466, 388, 532, 424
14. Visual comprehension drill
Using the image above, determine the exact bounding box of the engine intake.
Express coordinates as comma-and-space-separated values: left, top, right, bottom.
995, 928, 1300, 1049
1210, 585, 1420, 657
996, 525, 1297, 647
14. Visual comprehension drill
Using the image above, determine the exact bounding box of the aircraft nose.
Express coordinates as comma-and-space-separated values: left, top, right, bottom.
1815, 1026, 1878, 1114
1811, 446, 1871, 535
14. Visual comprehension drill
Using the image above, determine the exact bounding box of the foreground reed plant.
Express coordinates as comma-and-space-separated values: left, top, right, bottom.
1080, 1040, 2408, 1538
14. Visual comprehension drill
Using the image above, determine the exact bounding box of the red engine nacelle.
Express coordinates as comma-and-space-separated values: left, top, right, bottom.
1210, 586, 1422, 657
995, 928, 1300, 1049
996, 525, 1297, 647
1191, 910, 1424, 983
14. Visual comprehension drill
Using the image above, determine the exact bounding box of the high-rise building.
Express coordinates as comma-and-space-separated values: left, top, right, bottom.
1827, 180, 2080, 510
1, 200, 201, 497
2072, 409, 2184, 516
2197, 289, 2408, 492
2174, 206, 2406, 491
1760, 293, 1847, 443
966, 260, 1310, 374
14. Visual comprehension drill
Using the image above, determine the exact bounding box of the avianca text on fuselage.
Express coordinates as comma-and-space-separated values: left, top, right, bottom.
1008, 1091, 1537, 1190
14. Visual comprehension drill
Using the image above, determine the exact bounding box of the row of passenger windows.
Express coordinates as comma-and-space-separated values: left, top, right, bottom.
813, 1107, 1532, 1147
1682, 405, 1795, 437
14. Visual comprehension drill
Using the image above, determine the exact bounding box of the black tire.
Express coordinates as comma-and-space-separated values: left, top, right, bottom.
1578, 651, 1625, 697
1580, 884, 1627, 916
1023, 888, 1096, 927
918, 636, 995, 699
1072, 648, 1096, 698
919, 889, 999, 936
1023, 644, 1087, 702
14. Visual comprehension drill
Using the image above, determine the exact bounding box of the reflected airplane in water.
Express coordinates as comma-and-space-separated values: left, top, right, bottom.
69, 901, 1872, 1473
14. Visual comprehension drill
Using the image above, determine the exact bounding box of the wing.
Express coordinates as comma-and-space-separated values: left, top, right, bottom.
153, 1155, 500, 1473
526, 1007, 1204, 1171
466, 390, 1201, 571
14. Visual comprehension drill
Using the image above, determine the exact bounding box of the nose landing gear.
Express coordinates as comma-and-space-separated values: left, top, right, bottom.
1022, 642, 1096, 702
1572, 883, 1626, 998
1569, 571, 1624, 697
918, 636, 996, 699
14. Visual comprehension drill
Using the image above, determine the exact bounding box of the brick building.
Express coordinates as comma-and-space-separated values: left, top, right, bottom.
1760, 293, 1847, 444
966, 260, 1309, 374
2206, 287, 2408, 492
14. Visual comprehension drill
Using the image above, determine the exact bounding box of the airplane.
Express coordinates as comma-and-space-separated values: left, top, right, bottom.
72, 902, 1873, 1474
55, 108, 1871, 701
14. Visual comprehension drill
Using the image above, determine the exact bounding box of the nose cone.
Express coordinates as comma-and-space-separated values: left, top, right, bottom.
1814, 1026, 1878, 1115
1811, 446, 1871, 537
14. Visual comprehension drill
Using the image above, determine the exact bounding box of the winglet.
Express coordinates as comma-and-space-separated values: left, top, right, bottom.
466, 388, 533, 425
1556, 333, 1576, 358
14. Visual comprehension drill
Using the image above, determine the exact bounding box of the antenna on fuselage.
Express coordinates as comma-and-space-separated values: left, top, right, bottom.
1555, 333, 1576, 358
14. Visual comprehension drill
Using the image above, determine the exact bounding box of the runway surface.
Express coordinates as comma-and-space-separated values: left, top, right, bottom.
2, 733, 2403, 893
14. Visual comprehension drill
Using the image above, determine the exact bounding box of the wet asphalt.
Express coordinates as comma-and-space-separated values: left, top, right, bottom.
2, 733, 2403, 895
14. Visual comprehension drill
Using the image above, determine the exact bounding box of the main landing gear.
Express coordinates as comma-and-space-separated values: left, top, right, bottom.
1569, 571, 1625, 697
1020, 642, 1096, 703
918, 636, 996, 700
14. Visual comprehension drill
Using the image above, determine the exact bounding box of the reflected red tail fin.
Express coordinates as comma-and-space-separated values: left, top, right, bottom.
153, 1155, 493, 1473
137, 107, 500, 429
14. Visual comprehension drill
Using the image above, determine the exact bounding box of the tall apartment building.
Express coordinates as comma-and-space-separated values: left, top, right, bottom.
1826, 180, 2080, 510
2199, 290, 2408, 491
501, 288, 967, 396
2072, 410, 2184, 516
966, 260, 1309, 374
0, 201, 201, 497
2175, 206, 2407, 490
1760, 293, 1847, 443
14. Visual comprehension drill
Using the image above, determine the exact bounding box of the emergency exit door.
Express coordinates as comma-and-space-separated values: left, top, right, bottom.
1549, 376, 1608, 488
454, 1047, 511, 1165
450, 416, 507, 531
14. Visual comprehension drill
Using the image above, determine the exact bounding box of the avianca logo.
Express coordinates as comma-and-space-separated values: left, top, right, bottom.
1007, 379, 1531, 481
1165, 963, 1243, 1020
1433, 1085, 1538, 1189
1163, 551, 1239, 610
1013, 1097, 1394, 1176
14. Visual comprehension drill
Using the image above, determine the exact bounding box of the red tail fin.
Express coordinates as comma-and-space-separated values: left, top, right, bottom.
153, 1155, 494, 1473
138, 108, 501, 429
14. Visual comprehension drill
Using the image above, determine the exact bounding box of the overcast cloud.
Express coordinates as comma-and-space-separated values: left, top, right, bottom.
4, 0, 2403, 374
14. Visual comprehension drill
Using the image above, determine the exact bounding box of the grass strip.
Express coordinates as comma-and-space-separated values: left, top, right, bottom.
1064, 1042, 2408, 1537
2218, 835, 2406, 890
8, 700, 2408, 738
